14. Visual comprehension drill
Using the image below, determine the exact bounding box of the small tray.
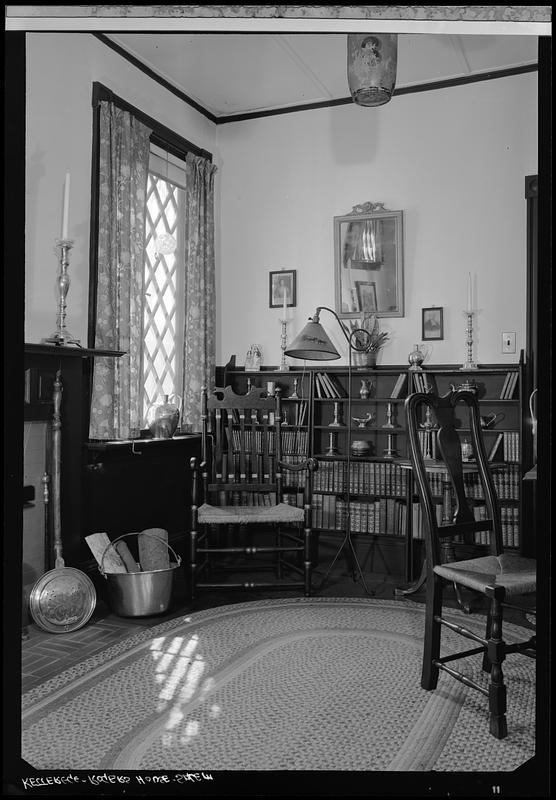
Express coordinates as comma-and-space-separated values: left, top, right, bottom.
29, 567, 97, 634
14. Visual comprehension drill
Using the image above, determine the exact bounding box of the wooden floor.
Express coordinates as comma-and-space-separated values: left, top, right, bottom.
21, 558, 534, 694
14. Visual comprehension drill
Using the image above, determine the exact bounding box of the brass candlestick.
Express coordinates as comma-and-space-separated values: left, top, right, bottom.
383, 433, 399, 459
328, 401, 345, 427
460, 310, 478, 370
325, 431, 339, 455
279, 318, 290, 371
43, 239, 81, 346
382, 401, 399, 429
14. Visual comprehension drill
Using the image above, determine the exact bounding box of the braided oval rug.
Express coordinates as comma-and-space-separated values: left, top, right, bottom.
21, 598, 535, 772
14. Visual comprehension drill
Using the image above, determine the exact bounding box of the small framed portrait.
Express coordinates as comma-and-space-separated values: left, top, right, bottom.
269, 270, 296, 308
355, 280, 378, 313
422, 307, 444, 340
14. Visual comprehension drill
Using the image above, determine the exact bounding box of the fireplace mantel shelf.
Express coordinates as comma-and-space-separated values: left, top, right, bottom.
25, 343, 125, 358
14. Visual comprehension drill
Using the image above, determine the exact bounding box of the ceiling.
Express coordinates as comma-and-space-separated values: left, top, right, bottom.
106, 32, 539, 118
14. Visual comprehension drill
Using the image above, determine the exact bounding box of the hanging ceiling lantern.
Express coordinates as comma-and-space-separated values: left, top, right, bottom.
347, 33, 398, 107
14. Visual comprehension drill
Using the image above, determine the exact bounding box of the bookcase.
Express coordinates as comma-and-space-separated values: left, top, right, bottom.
220, 354, 525, 581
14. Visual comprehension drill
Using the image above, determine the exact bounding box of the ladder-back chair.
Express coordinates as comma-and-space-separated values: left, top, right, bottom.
405, 386, 536, 739
189, 385, 317, 599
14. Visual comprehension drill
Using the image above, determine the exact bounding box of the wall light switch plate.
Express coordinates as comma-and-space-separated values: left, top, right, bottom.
502, 332, 516, 353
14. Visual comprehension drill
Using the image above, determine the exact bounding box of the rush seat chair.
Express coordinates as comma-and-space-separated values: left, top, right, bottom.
405, 386, 536, 739
189, 385, 317, 599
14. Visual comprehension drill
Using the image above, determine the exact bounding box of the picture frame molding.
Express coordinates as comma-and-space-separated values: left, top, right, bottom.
269, 269, 297, 308
334, 207, 404, 319
354, 280, 378, 313
422, 306, 444, 340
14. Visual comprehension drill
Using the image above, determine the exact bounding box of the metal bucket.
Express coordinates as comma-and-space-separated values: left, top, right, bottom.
99, 533, 181, 617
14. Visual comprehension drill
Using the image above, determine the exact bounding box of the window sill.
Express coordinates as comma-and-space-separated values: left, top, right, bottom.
85, 433, 200, 453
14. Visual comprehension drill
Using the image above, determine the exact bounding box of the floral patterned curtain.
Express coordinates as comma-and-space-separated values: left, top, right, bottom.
179, 152, 217, 432
89, 102, 152, 439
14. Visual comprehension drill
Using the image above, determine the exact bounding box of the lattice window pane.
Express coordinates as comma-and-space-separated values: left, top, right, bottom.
143, 173, 184, 423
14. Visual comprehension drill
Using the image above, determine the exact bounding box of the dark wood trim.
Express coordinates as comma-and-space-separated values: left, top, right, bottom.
524, 175, 538, 395
87, 93, 102, 350
93, 33, 218, 125
4, 35, 26, 735
213, 64, 539, 124
534, 35, 551, 786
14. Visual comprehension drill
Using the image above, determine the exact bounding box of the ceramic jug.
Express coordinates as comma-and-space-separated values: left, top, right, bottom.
146, 393, 181, 439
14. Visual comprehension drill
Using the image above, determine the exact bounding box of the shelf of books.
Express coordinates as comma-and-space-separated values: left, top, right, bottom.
221, 355, 525, 580
310, 366, 411, 575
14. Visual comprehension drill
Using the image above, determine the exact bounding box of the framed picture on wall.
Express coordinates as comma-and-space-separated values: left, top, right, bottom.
422, 307, 444, 340
269, 270, 297, 308
355, 280, 378, 313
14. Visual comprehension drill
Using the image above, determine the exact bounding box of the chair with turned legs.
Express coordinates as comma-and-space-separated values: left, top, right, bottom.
405, 386, 536, 739
189, 385, 317, 599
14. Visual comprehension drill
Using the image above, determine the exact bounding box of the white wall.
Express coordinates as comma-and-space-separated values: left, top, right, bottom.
25, 35, 537, 368
25, 33, 218, 345
217, 72, 538, 367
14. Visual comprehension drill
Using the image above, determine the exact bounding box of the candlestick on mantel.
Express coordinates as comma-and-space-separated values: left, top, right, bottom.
62, 172, 70, 240
42, 238, 81, 346
466, 272, 472, 313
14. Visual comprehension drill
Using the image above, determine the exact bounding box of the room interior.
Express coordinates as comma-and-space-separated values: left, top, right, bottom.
4, 8, 552, 786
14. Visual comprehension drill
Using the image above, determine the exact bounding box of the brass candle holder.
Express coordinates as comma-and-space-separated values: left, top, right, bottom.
279, 318, 290, 371
460, 310, 478, 370
43, 239, 81, 346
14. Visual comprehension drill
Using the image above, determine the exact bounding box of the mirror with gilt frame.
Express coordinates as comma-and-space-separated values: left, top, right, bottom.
334, 202, 404, 319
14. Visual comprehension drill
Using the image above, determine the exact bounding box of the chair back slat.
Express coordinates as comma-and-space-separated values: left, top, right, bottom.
250, 407, 258, 482
201, 385, 282, 507
435, 420, 474, 526
405, 388, 503, 569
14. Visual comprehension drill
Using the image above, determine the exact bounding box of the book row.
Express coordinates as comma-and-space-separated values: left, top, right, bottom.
313, 459, 409, 497
500, 371, 519, 400
473, 504, 520, 548
410, 502, 520, 549
313, 371, 409, 400
282, 401, 308, 427
463, 465, 520, 501
313, 372, 347, 399
312, 495, 407, 536
280, 428, 309, 455
228, 427, 309, 456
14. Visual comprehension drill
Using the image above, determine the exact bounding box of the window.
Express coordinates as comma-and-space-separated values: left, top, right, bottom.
88, 83, 215, 441
142, 147, 186, 422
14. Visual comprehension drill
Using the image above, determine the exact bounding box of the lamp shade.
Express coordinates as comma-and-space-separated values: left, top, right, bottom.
284, 320, 341, 361
347, 34, 397, 107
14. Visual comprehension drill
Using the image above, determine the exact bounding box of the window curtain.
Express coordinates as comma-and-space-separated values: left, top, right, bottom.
89, 102, 152, 439
179, 152, 217, 432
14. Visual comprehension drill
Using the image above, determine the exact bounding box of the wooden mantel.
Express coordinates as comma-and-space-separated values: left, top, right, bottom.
24, 342, 124, 570
24, 342, 125, 358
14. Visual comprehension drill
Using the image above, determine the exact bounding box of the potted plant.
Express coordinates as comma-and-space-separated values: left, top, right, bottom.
349, 313, 390, 368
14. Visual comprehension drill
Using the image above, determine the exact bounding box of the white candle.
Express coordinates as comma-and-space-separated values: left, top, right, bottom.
466, 272, 472, 313
62, 172, 70, 239
283, 286, 287, 318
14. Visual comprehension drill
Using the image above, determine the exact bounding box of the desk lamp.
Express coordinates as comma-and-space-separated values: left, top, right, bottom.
285, 306, 374, 595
